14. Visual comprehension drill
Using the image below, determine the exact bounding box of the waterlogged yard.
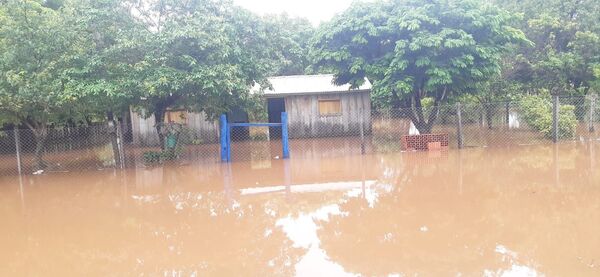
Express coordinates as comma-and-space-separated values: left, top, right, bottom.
1, 142, 600, 276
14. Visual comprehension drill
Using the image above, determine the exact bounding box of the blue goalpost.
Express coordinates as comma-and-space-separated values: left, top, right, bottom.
219, 112, 290, 162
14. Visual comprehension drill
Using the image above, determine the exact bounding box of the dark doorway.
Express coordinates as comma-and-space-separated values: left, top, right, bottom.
267, 98, 285, 139
228, 106, 250, 141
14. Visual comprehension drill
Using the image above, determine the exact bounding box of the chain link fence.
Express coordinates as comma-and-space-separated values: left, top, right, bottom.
1, 96, 598, 176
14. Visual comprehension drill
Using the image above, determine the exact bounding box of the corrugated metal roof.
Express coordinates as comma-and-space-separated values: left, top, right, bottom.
255, 74, 371, 97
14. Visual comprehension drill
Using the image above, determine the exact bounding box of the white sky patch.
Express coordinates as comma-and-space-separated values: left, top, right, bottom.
484, 244, 542, 277
276, 204, 355, 276
233, 0, 355, 25
240, 180, 378, 196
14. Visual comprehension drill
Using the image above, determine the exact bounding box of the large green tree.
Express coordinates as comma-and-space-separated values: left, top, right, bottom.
61, 0, 142, 167
310, 0, 528, 133
0, 0, 83, 169
492, 0, 600, 95
262, 14, 314, 76
125, 0, 275, 147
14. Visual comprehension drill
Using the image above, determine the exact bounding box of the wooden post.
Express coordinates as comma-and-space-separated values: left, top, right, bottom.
553, 95, 559, 143
359, 108, 365, 155
281, 112, 290, 159
220, 114, 228, 162
589, 95, 595, 133
456, 102, 464, 149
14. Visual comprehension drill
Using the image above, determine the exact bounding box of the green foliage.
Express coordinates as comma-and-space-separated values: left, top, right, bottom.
142, 151, 162, 165
262, 14, 314, 76
127, 1, 278, 122
492, 0, 600, 95
310, 0, 528, 133
142, 148, 181, 165
61, 0, 141, 120
518, 95, 577, 139
0, 0, 83, 128
592, 65, 600, 93
1, 0, 598, 151
420, 97, 435, 109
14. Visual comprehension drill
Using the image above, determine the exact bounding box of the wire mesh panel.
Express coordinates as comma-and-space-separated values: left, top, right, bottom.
11, 126, 122, 174
560, 95, 600, 142
0, 130, 19, 176
228, 126, 286, 163
0, 97, 599, 176
430, 104, 459, 148
371, 109, 406, 153
459, 101, 547, 148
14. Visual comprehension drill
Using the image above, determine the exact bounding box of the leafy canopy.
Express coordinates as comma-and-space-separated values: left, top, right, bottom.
127, 0, 277, 120
311, 0, 529, 109
492, 0, 600, 94
0, 0, 84, 128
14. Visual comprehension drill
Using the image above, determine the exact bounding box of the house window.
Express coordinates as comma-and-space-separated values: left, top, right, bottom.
165, 110, 187, 124
318, 99, 342, 116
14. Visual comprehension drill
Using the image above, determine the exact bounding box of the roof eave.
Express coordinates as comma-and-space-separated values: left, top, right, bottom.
263, 89, 371, 98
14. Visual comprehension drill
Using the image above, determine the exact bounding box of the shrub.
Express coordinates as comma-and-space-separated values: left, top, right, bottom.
143, 151, 162, 165
143, 147, 183, 165
518, 95, 577, 139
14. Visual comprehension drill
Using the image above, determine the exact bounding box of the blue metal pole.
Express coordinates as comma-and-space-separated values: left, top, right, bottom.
281, 112, 290, 159
220, 114, 228, 162
226, 119, 232, 162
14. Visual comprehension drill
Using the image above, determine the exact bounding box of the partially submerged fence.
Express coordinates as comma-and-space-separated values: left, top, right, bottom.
219, 112, 290, 162
0, 96, 598, 176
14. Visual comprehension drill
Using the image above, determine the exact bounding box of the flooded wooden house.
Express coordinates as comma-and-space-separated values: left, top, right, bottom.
129, 109, 221, 146
262, 74, 372, 138
130, 74, 372, 145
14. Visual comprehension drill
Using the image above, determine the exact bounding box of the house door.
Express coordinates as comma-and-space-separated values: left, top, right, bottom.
267, 98, 285, 139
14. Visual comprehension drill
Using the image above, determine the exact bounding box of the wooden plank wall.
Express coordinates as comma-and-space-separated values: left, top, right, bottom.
130, 108, 219, 146
284, 91, 371, 138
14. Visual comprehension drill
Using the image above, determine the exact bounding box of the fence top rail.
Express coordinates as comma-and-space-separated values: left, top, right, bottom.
229, 122, 283, 128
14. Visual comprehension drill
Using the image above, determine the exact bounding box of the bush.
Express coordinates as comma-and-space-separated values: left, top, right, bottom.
518, 95, 577, 139
142, 148, 182, 165
143, 151, 162, 165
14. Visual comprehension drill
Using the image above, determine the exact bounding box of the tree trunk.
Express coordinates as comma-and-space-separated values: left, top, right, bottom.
405, 87, 446, 134
406, 102, 438, 134
391, 90, 403, 110
32, 128, 48, 171
414, 120, 433, 134
154, 108, 166, 150
485, 105, 494, 129
107, 111, 122, 168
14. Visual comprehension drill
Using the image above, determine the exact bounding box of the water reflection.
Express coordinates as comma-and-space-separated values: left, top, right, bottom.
1, 142, 600, 276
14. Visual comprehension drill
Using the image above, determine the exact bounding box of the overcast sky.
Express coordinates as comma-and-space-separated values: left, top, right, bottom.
233, 0, 355, 25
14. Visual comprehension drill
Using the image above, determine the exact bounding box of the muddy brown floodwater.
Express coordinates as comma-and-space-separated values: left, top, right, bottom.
1, 142, 600, 276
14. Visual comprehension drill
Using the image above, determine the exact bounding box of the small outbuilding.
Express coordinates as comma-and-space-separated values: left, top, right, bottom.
262, 74, 372, 138
129, 74, 372, 145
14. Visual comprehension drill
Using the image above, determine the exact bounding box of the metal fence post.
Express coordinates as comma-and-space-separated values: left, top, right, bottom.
456, 102, 464, 149
589, 95, 595, 133
505, 102, 510, 126
219, 114, 228, 162
284, 159, 291, 199
553, 95, 559, 143
116, 122, 125, 169
359, 108, 365, 155
14, 127, 22, 176
281, 112, 290, 159
226, 118, 231, 162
